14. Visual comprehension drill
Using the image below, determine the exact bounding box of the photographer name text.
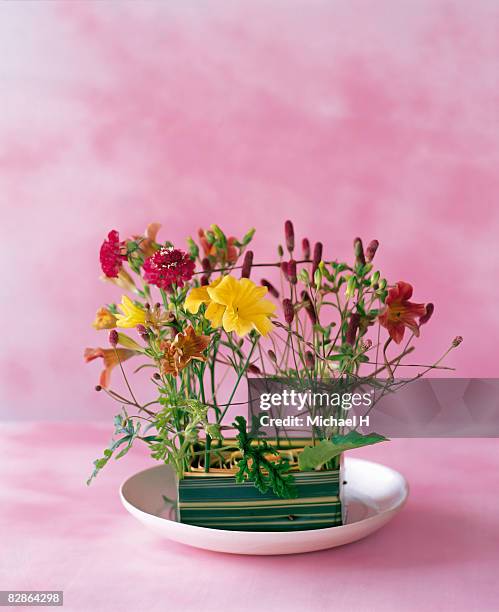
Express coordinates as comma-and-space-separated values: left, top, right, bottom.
258, 414, 370, 428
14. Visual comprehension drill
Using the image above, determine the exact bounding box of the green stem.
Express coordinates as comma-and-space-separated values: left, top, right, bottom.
218, 337, 258, 423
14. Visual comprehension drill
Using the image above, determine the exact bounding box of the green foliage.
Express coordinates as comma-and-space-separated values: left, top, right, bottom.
87, 411, 143, 485
233, 416, 297, 499
149, 398, 220, 478
298, 431, 388, 471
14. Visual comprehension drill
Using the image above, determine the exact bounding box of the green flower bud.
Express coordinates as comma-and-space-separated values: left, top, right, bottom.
313, 267, 323, 287
319, 261, 334, 281
242, 228, 256, 245
345, 275, 357, 298
353, 237, 365, 265
187, 237, 199, 259
370, 271, 380, 286
298, 269, 310, 284
210, 224, 224, 240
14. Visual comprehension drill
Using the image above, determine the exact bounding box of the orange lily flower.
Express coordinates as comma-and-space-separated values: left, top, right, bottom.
378, 281, 427, 344
84, 347, 139, 388
159, 325, 210, 376
134, 222, 161, 259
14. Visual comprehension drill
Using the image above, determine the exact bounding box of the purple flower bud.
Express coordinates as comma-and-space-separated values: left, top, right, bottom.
284, 220, 295, 253
241, 250, 253, 278
277, 244, 284, 257
281, 261, 289, 280
201, 274, 210, 286
201, 257, 211, 272
109, 329, 119, 347
282, 298, 295, 325
301, 290, 317, 325
261, 279, 279, 298
267, 349, 277, 363
452, 336, 463, 347
419, 303, 434, 325
353, 237, 365, 265
248, 364, 261, 375
365, 239, 379, 263
305, 351, 315, 369
302, 238, 310, 260
287, 259, 297, 284
345, 313, 361, 346
136, 324, 149, 341
312, 242, 323, 276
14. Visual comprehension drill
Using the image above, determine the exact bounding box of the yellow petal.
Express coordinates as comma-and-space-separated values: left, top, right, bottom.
252, 314, 274, 336
185, 286, 210, 314
119, 295, 135, 316
207, 275, 238, 307
205, 301, 226, 328
222, 308, 254, 337
116, 296, 147, 328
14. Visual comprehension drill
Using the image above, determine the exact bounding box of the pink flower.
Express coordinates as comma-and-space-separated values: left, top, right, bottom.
100, 230, 126, 278
143, 247, 195, 290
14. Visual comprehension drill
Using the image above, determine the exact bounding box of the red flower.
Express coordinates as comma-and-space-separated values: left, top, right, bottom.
143, 247, 195, 290
100, 230, 126, 278
378, 281, 427, 344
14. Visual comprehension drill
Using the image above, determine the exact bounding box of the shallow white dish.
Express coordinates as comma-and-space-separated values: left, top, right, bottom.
120, 457, 408, 555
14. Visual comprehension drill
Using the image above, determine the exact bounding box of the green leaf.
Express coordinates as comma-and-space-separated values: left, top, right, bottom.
298, 431, 388, 471
232, 416, 297, 498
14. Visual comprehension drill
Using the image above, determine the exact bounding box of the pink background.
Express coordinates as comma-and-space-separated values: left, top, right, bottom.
0, 1, 496, 420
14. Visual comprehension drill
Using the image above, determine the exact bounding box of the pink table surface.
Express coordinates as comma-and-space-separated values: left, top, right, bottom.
1, 423, 498, 612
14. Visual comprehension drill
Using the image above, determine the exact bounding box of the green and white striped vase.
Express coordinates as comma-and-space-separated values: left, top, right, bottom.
177, 456, 346, 532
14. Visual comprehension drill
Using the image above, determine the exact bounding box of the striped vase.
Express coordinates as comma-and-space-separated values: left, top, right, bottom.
177, 459, 345, 531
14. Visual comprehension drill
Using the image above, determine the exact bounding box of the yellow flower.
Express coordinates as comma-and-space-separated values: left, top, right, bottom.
115, 295, 147, 328
185, 277, 222, 313
92, 307, 117, 330
185, 285, 210, 314
208, 275, 275, 336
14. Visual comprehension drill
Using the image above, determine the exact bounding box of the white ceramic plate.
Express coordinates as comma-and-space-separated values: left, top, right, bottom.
120, 457, 408, 555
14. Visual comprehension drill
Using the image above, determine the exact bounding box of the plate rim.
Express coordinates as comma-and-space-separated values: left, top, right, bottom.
119, 457, 409, 537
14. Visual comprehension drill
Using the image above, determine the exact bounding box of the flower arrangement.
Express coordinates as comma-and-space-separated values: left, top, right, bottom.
85, 221, 462, 531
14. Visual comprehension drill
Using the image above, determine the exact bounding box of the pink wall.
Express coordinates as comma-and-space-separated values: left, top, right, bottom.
1, 1, 496, 419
